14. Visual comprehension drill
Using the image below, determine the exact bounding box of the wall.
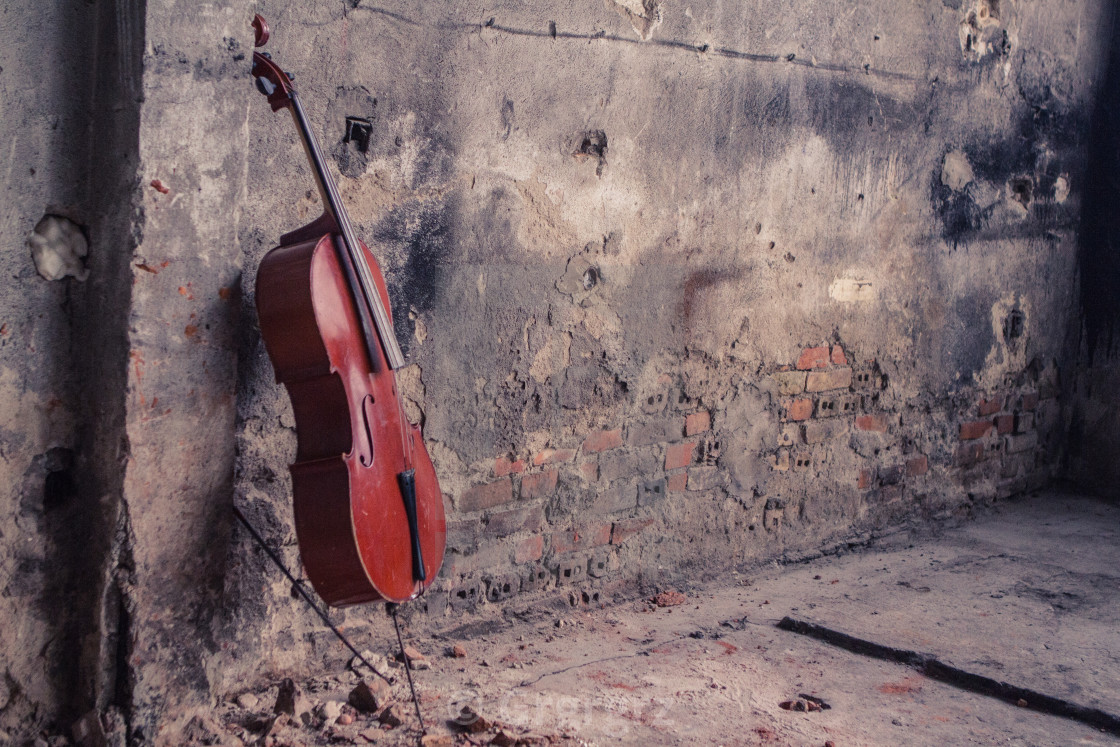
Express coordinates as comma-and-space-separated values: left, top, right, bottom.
1070, 5, 1120, 500
0, 0, 1113, 743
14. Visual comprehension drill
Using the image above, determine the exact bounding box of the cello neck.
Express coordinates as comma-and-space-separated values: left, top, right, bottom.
286, 90, 407, 370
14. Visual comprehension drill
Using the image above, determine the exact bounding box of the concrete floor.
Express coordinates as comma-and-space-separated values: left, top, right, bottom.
212, 491, 1120, 746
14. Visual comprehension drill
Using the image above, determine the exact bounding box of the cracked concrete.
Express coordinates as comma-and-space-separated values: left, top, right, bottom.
171, 490, 1119, 745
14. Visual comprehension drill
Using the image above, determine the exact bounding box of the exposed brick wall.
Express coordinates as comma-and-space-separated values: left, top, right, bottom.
426, 340, 1064, 620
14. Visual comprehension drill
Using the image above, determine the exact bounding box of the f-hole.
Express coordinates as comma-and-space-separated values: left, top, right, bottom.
358, 394, 376, 466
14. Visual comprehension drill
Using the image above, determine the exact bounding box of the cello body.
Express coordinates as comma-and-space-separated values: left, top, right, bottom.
250, 16, 445, 607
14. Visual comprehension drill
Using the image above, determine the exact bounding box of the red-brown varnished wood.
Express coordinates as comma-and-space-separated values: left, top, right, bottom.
256, 232, 446, 605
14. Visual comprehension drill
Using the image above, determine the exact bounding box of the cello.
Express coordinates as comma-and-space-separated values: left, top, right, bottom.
248, 15, 445, 607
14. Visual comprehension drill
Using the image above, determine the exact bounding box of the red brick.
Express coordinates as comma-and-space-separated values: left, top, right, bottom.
514, 535, 543, 564
978, 397, 1003, 416
520, 469, 559, 500
959, 420, 992, 440
796, 346, 830, 370
995, 414, 1014, 435
856, 414, 888, 432
611, 518, 655, 545
494, 457, 525, 477
459, 479, 513, 512
1020, 391, 1039, 411
806, 368, 853, 392
665, 441, 696, 471
684, 410, 711, 435
533, 448, 576, 466
858, 468, 872, 490
580, 461, 599, 481
906, 454, 928, 477
583, 428, 622, 453
551, 525, 612, 554
786, 398, 813, 421
666, 472, 687, 492
831, 345, 847, 366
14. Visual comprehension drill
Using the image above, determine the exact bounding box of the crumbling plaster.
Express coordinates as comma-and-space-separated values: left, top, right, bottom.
0, 0, 1115, 743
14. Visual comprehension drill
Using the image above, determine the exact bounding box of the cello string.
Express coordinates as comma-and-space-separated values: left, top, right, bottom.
231, 505, 395, 687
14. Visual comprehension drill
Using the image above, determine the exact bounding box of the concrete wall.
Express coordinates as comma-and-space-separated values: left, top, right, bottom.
0, 0, 1113, 742
1069, 6, 1120, 500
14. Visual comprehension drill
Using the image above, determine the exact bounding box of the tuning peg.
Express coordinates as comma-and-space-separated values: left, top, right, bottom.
256, 77, 276, 96
261, 51, 271, 59
286, 72, 295, 81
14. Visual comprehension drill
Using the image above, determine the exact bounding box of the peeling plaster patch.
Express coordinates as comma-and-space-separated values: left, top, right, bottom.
609, 0, 663, 40
1053, 175, 1070, 203
941, 150, 974, 192
515, 177, 577, 256
958, 0, 1008, 62
977, 292, 1031, 387
529, 331, 572, 383
829, 277, 877, 302
397, 364, 426, 425
28, 216, 89, 281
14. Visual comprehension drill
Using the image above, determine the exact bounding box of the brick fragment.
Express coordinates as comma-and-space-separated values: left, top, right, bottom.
687, 466, 725, 491
1020, 391, 1040, 411
806, 368, 853, 392
684, 410, 711, 436
520, 469, 559, 500
1004, 432, 1038, 454
447, 543, 510, 575
772, 370, 807, 395
552, 525, 612, 554
534, 448, 576, 466
494, 457, 525, 477
997, 477, 1028, 499
879, 464, 903, 486
959, 420, 992, 440
665, 441, 696, 471
905, 455, 928, 477
583, 428, 622, 453
580, 461, 599, 481
611, 518, 655, 545
858, 468, 872, 490
831, 345, 847, 366
995, 414, 1014, 435
592, 483, 637, 514
786, 398, 813, 422
978, 397, 1003, 416
769, 449, 791, 472
666, 472, 687, 492
797, 346, 830, 370
955, 442, 985, 467
629, 419, 679, 447
638, 478, 667, 506
485, 505, 544, 537
856, 414, 888, 432
514, 535, 543, 564
877, 484, 903, 503
801, 419, 846, 444
459, 479, 513, 512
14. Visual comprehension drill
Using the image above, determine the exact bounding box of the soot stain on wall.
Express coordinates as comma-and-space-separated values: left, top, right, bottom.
372, 194, 457, 357
1078, 11, 1120, 358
